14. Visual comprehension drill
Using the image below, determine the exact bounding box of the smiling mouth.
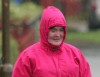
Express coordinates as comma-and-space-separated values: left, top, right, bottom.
53, 39, 60, 41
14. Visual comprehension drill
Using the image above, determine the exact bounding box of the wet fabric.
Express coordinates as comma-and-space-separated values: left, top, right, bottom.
12, 42, 92, 77
12, 6, 92, 77
40, 6, 66, 50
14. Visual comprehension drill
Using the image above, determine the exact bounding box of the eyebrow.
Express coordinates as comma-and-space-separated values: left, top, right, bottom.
50, 26, 64, 29
50, 26, 55, 29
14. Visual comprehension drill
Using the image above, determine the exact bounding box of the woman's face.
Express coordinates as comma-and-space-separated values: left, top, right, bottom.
48, 26, 64, 46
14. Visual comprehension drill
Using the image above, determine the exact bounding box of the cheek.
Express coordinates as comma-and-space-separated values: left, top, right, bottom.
62, 32, 64, 36
61, 32, 64, 38
47, 33, 52, 42
48, 35, 53, 42
48, 31, 54, 39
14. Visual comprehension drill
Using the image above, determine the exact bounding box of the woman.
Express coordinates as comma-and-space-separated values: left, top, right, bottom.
12, 6, 92, 77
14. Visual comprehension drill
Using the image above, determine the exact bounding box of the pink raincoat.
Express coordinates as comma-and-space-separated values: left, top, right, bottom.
12, 6, 92, 77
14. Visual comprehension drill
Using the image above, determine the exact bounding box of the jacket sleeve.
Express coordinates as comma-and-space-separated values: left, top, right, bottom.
76, 50, 92, 77
12, 51, 34, 77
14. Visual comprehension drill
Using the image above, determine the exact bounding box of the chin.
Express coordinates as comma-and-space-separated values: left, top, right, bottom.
48, 40, 62, 46
52, 42, 62, 46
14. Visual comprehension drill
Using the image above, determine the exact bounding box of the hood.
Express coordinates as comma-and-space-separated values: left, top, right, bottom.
40, 6, 67, 50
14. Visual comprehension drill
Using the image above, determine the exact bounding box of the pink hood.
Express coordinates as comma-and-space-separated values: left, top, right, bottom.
12, 6, 92, 77
40, 6, 66, 50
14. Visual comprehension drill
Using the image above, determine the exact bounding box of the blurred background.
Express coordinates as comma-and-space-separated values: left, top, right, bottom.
0, 0, 100, 77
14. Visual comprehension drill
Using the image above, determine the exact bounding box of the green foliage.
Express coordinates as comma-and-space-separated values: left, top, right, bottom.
0, 32, 19, 64
67, 31, 100, 43
31, 0, 40, 5
0, 1, 42, 64
10, 2, 42, 20
0, 1, 42, 19
10, 35, 19, 64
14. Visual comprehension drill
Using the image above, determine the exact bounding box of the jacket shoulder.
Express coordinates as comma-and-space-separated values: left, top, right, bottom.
62, 43, 82, 57
18, 42, 40, 60
63, 43, 80, 51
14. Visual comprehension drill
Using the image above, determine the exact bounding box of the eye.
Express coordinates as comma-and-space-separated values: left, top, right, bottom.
60, 28, 64, 32
50, 28, 56, 32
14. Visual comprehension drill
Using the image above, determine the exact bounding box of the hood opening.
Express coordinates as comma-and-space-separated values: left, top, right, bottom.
40, 6, 67, 51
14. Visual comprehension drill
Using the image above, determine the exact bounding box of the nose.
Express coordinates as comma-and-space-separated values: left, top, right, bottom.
55, 31, 61, 37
